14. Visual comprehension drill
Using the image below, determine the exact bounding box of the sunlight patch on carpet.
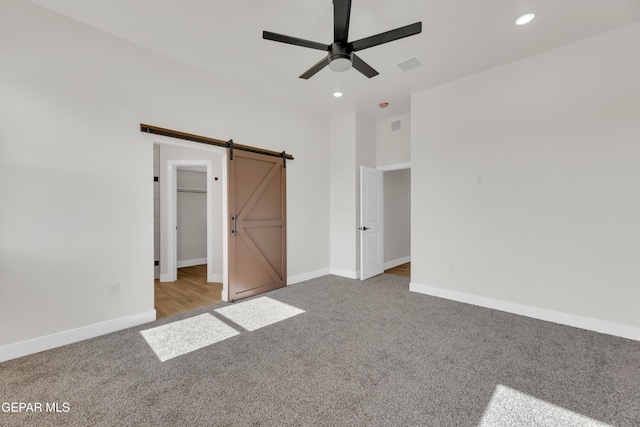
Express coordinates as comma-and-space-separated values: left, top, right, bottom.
140, 313, 240, 361
479, 384, 612, 427
215, 296, 305, 331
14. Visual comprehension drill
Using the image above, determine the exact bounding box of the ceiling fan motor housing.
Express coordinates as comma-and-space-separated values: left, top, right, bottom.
329, 43, 352, 71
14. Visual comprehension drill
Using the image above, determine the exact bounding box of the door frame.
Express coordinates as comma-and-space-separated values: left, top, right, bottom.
376, 162, 411, 273
158, 143, 229, 302
358, 163, 412, 279
165, 159, 213, 282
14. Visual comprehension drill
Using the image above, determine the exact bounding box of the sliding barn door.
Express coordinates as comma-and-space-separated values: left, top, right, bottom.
228, 150, 286, 301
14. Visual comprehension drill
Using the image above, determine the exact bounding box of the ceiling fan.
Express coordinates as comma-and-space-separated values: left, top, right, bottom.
263, 0, 422, 79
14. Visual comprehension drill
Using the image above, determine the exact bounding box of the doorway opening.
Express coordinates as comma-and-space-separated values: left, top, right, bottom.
156, 166, 220, 319
382, 166, 411, 279
359, 165, 411, 280
152, 141, 229, 319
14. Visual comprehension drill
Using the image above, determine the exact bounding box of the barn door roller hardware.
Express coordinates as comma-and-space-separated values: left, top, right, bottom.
140, 124, 294, 162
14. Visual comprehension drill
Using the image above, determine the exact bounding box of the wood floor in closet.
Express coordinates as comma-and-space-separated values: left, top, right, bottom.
154, 264, 222, 319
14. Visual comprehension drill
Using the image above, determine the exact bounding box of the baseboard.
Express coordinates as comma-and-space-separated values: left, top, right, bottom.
0, 310, 157, 363
159, 273, 173, 282
288, 268, 331, 285
384, 256, 411, 271
409, 282, 640, 342
329, 268, 360, 280
177, 258, 207, 268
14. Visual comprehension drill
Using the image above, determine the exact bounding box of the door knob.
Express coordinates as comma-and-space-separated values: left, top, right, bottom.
359, 226, 370, 231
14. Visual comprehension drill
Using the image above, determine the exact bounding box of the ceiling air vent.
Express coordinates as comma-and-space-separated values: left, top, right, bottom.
391, 120, 402, 132
396, 56, 423, 72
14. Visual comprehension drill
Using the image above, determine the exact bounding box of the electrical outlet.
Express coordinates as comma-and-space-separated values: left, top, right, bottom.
108, 282, 121, 296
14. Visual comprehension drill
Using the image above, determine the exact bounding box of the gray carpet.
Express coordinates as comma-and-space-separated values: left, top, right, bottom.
1, 274, 639, 426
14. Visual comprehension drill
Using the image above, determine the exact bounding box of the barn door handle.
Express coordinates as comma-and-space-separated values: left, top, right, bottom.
359, 226, 370, 231
231, 215, 237, 235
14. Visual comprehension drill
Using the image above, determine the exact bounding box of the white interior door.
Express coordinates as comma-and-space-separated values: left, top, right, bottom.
360, 166, 384, 280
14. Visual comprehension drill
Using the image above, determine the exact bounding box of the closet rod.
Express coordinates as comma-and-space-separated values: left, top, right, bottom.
140, 124, 294, 161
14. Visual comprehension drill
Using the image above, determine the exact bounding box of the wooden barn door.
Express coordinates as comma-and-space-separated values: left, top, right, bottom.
228, 150, 286, 301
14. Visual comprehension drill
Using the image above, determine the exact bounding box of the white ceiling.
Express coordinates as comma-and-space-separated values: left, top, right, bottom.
28, 0, 640, 121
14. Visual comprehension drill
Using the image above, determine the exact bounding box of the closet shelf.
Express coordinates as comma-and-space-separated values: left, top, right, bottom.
177, 187, 206, 193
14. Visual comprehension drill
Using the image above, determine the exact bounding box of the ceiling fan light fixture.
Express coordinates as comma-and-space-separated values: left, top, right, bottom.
329, 56, 352, 72
515, 13, 535, 26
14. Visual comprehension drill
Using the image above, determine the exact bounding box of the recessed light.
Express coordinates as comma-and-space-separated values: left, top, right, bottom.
379, 102, 389, 108
515, 13, 535, 26
333, 91, 343, 98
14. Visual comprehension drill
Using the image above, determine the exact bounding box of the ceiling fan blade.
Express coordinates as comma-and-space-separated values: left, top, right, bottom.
263, 31, 328, 51
299, 55, 331, 79
351, 22, 422, 52
352, 54, 379, 78
333, 0, 352, 42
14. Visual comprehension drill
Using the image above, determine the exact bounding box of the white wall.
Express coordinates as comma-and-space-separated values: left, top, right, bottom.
329, 112, 376, 278
377, 113, 411, 167
176, 170, 207, 265
329, 113, 357, 276
0, 0, 329, 356
384, 169, 411, 265
411, 22, 640, 335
